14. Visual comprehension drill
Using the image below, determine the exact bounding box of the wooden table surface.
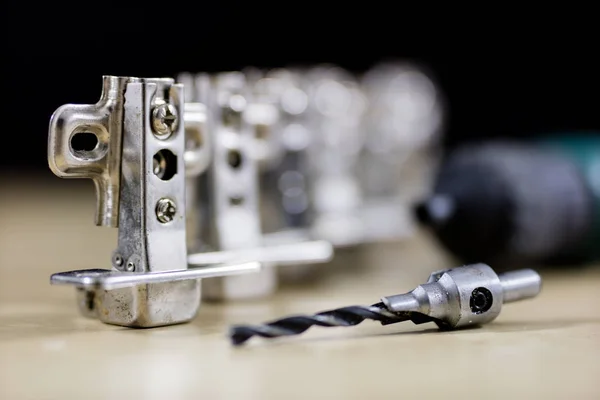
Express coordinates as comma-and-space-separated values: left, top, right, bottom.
1, 175, 599, 399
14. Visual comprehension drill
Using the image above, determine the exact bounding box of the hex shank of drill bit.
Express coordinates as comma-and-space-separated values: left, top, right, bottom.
498, 269, 542, 303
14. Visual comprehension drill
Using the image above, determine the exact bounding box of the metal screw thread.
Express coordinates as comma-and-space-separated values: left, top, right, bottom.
152, 103, 178, 138
156, 198, 177, 223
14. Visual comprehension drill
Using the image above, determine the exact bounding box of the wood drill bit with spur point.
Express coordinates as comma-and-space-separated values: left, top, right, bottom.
230, 263, 542, 345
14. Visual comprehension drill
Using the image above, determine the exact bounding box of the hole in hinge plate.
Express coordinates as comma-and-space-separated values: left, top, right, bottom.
71, 132, 98, 151
153, 149, 178, 181
227, 149, 243, 169
69, 128, 108, 161
229, 195, 245, 206
185, 126, 204, 150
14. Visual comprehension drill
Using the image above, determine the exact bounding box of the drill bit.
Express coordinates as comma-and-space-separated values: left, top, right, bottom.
230, 302, 424, 345
230, 263, 542, 345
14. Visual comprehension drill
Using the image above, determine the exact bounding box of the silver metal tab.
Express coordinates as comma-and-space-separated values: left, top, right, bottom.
188, 240, 332, 266
48, 76, 129, 227
51, 262, 261, 290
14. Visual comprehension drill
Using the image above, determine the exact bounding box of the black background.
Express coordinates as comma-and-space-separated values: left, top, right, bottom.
3, 3, 599, 169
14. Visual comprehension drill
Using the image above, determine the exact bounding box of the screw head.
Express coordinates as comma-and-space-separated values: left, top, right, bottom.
156, 198, 177, 223
125, 261, 135, 272
470, 287, 493, 314
114, 254, 123, 267
151, 103, 179, 138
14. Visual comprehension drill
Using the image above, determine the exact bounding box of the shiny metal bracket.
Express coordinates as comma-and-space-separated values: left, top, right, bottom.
51, 263, 260, 290
48, 76, 262, 327
178, 71, 334, 301
251, 68, 314, 234
202, 72, 271, 300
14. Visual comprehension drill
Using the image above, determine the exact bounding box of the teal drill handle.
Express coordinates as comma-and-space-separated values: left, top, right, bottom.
541, 133, 600, 260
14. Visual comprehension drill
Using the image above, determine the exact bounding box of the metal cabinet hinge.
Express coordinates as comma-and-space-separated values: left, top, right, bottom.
48, 76, 262, 327
178, 71, 333, 301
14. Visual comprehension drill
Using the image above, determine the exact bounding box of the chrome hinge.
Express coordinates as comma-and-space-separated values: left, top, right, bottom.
47, 76, 262, 327
178, 71, 333, 301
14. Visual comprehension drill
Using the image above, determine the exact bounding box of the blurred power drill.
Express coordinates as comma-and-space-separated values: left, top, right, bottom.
416, 134, 600, 268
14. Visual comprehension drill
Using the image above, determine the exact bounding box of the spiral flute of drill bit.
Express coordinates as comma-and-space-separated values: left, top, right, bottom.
229, 264, 542, 345
230, 302, 412, 345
